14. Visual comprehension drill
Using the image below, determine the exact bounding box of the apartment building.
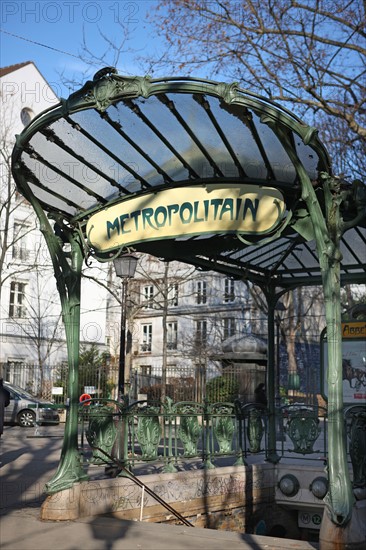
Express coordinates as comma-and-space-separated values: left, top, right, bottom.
0, 62, 109, 394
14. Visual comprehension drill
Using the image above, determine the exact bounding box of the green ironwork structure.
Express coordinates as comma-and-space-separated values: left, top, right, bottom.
80, 397, 266, 471
78, 399, 362, 483
11, 69, 366, 534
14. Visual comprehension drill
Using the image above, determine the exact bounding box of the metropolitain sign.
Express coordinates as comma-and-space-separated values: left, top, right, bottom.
86, 184, 285, 252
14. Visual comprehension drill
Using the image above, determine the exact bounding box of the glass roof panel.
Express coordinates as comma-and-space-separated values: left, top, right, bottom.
206, 96, 267, 180
11, 73, 364, 288
69, 110, 160, 189
251, 112, 297, 182
340, 227, 366, 269
133, 94, 212, 178
163, 93, 236, 178
294, 139, 320, 181
27, 181, 77, 216
22, 149, 98, 209
47, 117, 132, 197
107, 101, 187, 182
29, 129, 119, 202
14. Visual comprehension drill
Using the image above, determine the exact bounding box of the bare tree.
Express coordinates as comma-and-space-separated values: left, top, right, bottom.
147, 0, 365, 179
130, 256, 196, 400
8, 269, 64, 397
0, 111, 38, 302
58, 22, 135, 91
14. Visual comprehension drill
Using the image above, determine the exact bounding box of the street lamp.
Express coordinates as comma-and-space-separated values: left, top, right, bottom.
275, 300, 286, 441
113, 254, 138, 400
275, 301, 286, 406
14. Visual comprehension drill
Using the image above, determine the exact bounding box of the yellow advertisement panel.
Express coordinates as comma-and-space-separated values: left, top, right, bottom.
322, 322, 366, 404
86, 184, 285, 252
341, 322, 366, 339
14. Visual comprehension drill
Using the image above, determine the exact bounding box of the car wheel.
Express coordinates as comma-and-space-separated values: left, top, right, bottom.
17, 410, 36, 427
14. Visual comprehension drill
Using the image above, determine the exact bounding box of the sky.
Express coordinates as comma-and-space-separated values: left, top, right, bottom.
1, 1, 164, 97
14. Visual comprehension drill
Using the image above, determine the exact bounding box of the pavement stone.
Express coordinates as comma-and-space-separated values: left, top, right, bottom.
0, 424, 319, 550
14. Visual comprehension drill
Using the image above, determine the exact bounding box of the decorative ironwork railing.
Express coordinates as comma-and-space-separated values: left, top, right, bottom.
79, 397, 264, 472
77, 398, 365, 491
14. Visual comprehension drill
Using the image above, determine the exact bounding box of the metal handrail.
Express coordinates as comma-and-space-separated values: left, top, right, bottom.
91, 445, 194, 527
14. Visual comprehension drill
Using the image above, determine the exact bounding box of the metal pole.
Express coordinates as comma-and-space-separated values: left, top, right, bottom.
118, 279, 128, 399
266, 301, 280, 463
275, 317, 286, 442
276, 318, 280, 405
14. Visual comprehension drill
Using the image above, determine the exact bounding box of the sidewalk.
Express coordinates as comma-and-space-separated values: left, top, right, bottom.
0, 425, 319, 550
1, 507, 321, 550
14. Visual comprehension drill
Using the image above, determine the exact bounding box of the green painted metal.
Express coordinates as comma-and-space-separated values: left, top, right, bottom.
247, 408, 265, 453
268, 122, 357, 525
345, 406, 366, 491
266, 300, 280, 464
286, 409, 321, 454
85, 405, 117, 464
211, 403, 235, 454
161, 397, 178, 473
9, 168, 88, 493
177, 407, 203, 457
80, 398, 331, 474
136, 406, 161, 460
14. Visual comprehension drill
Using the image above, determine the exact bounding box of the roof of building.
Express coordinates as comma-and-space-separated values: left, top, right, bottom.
0, 61, 33, 78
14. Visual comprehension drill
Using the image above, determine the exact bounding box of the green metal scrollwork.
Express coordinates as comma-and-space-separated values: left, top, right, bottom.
7, 175, 88, 494
162, 397, 178, 473
347, 409, 366, 489
212, 404, 235, 453
177, 405, 203, 457
67, 72, 153, 113
286, 409, 321, 454
86, 405, 117, 464
268, 122, 355, 526
247, 408, 264, 453
136, 407, 161, 460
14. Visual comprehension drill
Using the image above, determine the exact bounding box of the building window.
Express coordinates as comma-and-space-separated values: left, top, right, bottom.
141, 324, 152, 352
195, 320, 207, 345
5, 360, 31, 389
168, 283, 179, 306
224, 278, 235, 303
9, 281, 27, 318
12, 222, 30, 261
196, 281, 207, 304
167, 321, 178, 350
223, 318, 236, 339
142, 285, 154, 308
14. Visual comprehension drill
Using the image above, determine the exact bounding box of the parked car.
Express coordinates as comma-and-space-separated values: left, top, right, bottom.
3, 382, 60, 427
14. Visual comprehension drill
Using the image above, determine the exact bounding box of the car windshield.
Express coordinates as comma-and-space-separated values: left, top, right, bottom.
5, 383, 39, 400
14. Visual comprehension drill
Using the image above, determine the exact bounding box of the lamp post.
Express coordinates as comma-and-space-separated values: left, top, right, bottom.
275, 301, 286, 441
275, 301, 286, 405
113, 254, 138, 401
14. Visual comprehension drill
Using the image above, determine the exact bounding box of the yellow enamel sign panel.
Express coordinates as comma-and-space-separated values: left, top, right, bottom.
86, 184, 285, 252
342, 322, 366, 339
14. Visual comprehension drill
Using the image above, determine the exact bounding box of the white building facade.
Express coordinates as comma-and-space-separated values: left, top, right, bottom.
0, 62, 109, 396
111, 254, 267, 400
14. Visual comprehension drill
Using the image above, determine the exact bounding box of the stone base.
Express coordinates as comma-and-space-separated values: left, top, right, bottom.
41, 464, 275, 531
319, 500, 366, 550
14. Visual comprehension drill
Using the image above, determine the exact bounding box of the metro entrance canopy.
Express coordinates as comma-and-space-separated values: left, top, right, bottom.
11, 69, 366, 535
12, 69, 365, 288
